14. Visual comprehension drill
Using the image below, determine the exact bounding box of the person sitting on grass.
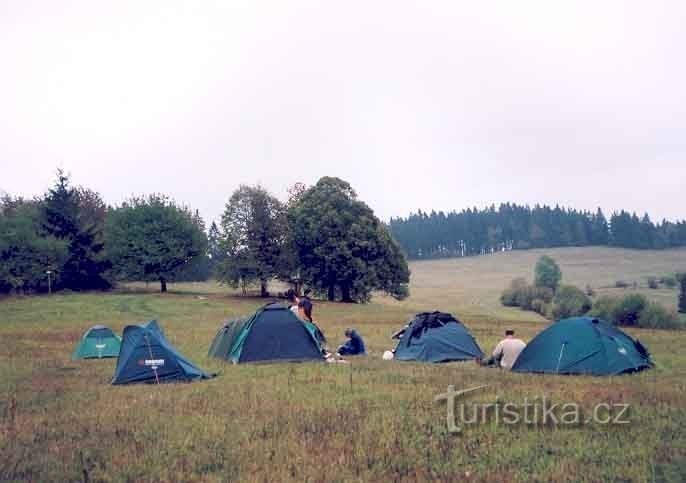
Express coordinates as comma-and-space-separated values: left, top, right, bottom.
337, 328, 366, 356
482, 329, 526, 369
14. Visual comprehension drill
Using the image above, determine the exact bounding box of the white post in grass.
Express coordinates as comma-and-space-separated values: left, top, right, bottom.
46, 270, 52, 295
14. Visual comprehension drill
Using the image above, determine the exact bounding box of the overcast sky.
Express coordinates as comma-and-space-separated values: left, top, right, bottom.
1, 1, 684, 225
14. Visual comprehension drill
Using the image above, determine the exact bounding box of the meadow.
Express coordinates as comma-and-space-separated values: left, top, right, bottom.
1, 247, 685, 481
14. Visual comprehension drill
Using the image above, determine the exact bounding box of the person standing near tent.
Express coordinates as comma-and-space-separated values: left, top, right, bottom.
298, 298, 327, 348
337, 328, 366, 356
487, 329, 526, 369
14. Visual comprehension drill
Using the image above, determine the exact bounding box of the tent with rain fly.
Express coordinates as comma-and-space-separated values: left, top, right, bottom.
112, 320, 214, 384
511, 316, 652, 375
392, 311, 484, 363
72, 325, 121, 360
208, 302, 325, 364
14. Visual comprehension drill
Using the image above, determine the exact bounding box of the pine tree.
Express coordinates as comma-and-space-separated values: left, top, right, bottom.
41, 171, 110, 290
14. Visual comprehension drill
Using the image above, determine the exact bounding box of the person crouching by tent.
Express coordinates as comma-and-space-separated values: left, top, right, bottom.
481, 329, 525, 369
337, 328, 366, 356
286, 289, 300, 315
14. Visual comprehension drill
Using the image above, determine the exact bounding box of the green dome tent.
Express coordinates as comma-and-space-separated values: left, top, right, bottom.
72, 325, 121, 360
512, 317, 652, 376
392, 311, 484, 363
208, 303, 325, 364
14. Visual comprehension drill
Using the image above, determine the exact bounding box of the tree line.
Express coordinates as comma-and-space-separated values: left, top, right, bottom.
0, 172, 409, 302
389, 204, 686, 259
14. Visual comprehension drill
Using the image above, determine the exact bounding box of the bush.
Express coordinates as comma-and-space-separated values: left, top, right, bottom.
678, 273, 686, 314
638, 303, 683, 330
500, 277, 527, 306
531, 298, 551, 317
660, 275, 677, 288
615, 280, 630, 289
517, 285, 554, 311
647, 276, 659, 289
589, 296, 621, 322
612, 293, 649, 327
585, 284, 595, 297
552, 285, 592, 319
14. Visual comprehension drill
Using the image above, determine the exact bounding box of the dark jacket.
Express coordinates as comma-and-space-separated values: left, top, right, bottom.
338, 330, 366, 355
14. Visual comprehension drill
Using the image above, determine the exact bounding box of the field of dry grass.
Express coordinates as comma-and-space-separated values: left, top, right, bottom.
1, 247, 685, 481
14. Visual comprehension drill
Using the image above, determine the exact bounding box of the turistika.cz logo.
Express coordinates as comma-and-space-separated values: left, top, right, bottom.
435, 385, 631, 433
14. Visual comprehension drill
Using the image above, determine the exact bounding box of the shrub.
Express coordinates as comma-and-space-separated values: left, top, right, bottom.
552, 285, 592, 319
589, 296, 621, 322
612, 293, 649, 327
638, 303, 683, 330
517, 285, 554, 311
500, 278, 527, 306
501, 278, 553, 315
585, 284, 595, 297
531, 298, 551, 317
678, 273, 686, 314
647, 277, 659, 289
615, 280, 630, 289
660, 275, 677, 288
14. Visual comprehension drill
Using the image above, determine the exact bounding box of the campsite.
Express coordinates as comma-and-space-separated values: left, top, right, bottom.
3, 2, 686, 481
1, 247, 685, 481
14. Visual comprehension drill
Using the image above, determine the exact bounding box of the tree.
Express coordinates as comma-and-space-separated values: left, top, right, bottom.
290, 177, 410, 302
217, 185, 286, 297
534, 255, 562, 293
41, 170, 110, 290
0, 198, 68, 293
105, 195, 207, 292
678, 273, 686, 314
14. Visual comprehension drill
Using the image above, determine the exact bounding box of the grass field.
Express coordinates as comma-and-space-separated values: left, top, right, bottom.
1, 247, 685, 481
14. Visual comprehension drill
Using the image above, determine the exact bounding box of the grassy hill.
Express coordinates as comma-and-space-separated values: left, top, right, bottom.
1, 247, 685, 481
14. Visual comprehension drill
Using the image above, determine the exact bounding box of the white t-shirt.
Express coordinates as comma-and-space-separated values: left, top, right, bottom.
289, 305, 299, 316
492, 337, 526, 369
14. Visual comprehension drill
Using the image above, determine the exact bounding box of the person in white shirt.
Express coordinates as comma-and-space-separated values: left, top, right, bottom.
490, 329, 526, 369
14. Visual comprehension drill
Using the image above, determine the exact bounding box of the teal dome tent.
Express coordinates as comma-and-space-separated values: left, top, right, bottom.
392, 311, 483, 363
512, 317, 652, 375
72, 325, 121, 360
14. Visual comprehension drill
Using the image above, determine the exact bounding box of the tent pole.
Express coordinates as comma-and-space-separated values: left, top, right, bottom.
555, 343, 567, 374
145, 334, 160, 385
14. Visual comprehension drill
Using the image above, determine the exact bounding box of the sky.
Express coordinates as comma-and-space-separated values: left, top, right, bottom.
1, 1, 685, 225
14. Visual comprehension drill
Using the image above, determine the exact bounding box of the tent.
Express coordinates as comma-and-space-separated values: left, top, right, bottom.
511, 316, 652, 375
208, 302, 325, 364
72, 325, 121, 359
112, 320, 213, 384
392, 311, 484, 363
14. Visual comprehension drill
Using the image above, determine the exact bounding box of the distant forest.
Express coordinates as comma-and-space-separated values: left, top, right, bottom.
389, 204, 686, 259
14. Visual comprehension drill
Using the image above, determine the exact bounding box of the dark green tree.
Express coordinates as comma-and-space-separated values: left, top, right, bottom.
207, 221, 224, 276
0, 198, 68, 293
534, 255, 562, 293
105, 195, 207, 292
41, 171, 110, 290
217, 185, 286, 297
290, 177, 410, 302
